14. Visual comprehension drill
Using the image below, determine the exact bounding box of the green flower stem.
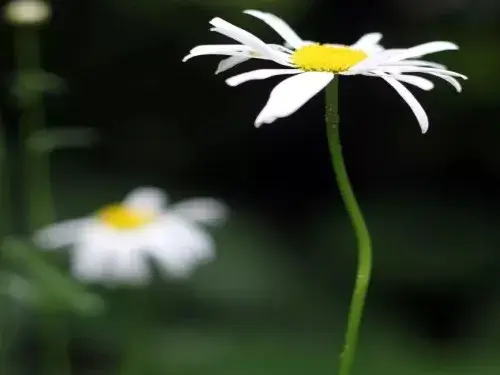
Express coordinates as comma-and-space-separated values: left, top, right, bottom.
325, 78, 373, 375
0, 119, 12, 374
14, 27, 54, 231
13, 26, 68, 375
0, 118, 11, 237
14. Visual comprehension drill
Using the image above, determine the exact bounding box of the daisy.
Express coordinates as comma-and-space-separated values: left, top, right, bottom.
33, 187, 227, 285
204, 10, 385, 74
182, 10, 467, 133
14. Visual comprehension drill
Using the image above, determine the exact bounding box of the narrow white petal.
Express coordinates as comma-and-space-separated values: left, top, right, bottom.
351, 32, 384, 54
210, 27, 292, 66
33, 218, 91, 249
426, 72, 462, 92
226, 68, 301, 87
392, 74, 434, 90
392, 60, 446, 69
209, 18, 286, 62
169, 198, 228, 225
215, 55, 252, 74
287, 40, 315, 48
183, 45, 254, 62
379, 66, 467, 79
123, 187, 168, 214
243, 9, 304, 49
369, 72, 434, 90
255, 72, 334, 127
188, 44, 253, 54
382, 76, 429, 134
388, 41, 458, 62
349, 50, 402, 72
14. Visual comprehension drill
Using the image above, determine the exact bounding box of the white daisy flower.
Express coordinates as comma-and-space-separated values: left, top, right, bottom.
4, 0, 51, 25
33, 187, 227, 285
188, 10, 385, 75
183, 10, 467, 133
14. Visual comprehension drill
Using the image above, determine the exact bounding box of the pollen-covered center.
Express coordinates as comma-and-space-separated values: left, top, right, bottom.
97, 204, 154, 230
291, 44, 368, 73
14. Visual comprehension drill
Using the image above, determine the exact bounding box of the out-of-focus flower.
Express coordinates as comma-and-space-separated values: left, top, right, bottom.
183, 9, 467, 133
209, 10, 384, 75
3, 0, 51, 26
33, 187, 227, 286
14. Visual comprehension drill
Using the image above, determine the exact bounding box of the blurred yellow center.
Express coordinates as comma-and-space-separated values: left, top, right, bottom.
291, 44, 368, 73
97, 204, 154, 230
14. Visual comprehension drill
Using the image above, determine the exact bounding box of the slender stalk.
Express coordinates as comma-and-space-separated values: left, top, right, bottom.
325, 79, 372, 375
14, 27, 54, 231
13, 25, 69, 375
0, 117, 12, 374
0, 117, 11, 236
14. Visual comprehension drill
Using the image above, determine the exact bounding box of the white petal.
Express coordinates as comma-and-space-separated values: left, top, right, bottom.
365, 71, 434, 90
33, 218, 91, 249
106, 246, 151, 285
123, 187, 168, 214
378, 66, 467, 79
169, 198, 228, 225
209, 18, 287, 63
226, 68, 302, 86
71, 242, 114, 283
392, 60, 446, 69
348, 49, 402, 72
388, 41, 458, 62
189, 44, 253, 53
243, 9, 304, 49
373, 73, 434, 90
216, 55, 252, 74
183, 44, 253, 62
351, 32, 384, 54
426, 72, 462, 92
286, 39, 315, 49
255, 72, 334, 127
382, 76, 429, 134
146, 216, 215, 278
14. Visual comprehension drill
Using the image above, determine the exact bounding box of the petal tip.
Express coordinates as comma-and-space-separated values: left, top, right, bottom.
243, 9, 262, 16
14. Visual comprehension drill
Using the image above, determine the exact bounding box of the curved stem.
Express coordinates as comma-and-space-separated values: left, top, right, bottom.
325, 79, 372, 375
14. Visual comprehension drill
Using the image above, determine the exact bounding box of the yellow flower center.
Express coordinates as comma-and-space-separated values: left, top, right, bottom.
97, 204, 154, 230
291, 44, 368, 73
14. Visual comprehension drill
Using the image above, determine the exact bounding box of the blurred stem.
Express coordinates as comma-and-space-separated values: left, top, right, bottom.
119, 290, 148, 375
0, 117, 11, 237
325, 79, 372, 375
14, 27, 54, 231
13, 26, 68, 375
0, 118, 11, 374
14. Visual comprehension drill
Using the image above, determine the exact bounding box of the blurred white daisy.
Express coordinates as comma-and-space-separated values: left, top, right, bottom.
183, 9, 467, 133
33, 187, 227, 285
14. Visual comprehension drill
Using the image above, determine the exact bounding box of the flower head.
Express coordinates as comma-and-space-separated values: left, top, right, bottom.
183, 9, 467, 133
185, 10, 384, 75
4, 0, 51, 25
33, 187, 227, 285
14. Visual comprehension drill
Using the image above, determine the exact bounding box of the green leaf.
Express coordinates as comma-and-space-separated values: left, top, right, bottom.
1, 236, 104, 315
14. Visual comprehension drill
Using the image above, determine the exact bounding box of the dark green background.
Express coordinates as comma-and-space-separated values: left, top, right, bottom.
1, 0, 500, 374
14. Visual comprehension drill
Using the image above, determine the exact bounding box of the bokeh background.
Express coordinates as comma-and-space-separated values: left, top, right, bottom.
1, 0, 500, 374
